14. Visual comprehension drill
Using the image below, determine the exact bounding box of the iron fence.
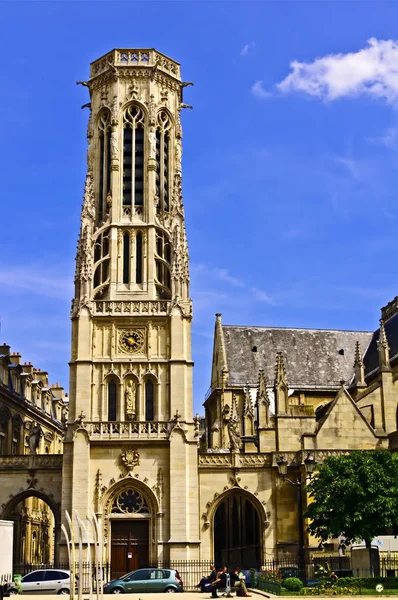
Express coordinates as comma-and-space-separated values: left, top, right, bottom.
14, 555, 398, 593
13, 563, 111, 593
149, 560, 214, 591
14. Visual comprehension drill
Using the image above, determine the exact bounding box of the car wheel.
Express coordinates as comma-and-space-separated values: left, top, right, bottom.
111, 588, 124, 594
165, 587, 177, 593
8, 590, 18, 596
58, 589, 70, 595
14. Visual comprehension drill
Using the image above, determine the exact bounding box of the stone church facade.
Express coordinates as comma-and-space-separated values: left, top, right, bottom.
61, 48, 199, 576
48, 48, 398, 572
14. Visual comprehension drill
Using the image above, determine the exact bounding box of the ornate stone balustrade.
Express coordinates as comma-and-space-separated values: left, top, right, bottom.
86, 421, 170, 441
90, 49, 181, 80
0, 454, 63, 470
93, 300, 169, 316
198, 453, 272, 468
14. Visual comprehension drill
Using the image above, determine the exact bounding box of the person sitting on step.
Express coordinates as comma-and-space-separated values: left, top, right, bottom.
230, 568, 251, 597
211, 566, 227, 598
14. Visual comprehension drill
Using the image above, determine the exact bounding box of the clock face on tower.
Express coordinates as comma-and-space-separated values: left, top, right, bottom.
119, 329, 145, 354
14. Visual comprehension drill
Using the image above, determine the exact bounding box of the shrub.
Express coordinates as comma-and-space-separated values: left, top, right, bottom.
336, 577, 363, 589
283, 577, 303, 592
302, 585, 358, 595
262, 569, 282, 582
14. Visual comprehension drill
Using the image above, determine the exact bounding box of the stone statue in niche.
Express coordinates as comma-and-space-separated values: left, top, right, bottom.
110, 131, 118, 160
125, 380, 136, 419
28, 423, 42, 455
148, 129, 156, 160
175, 139, 182, 172
228, 418, 241, 452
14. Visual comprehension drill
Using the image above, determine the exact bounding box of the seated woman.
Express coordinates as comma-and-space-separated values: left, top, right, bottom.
230, 568, 251, 597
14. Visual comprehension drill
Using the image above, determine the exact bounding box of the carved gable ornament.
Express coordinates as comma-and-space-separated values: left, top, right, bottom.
120, 448, 140, 476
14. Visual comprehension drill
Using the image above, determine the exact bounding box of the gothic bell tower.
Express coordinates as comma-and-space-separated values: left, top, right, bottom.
62, 49, 199, 566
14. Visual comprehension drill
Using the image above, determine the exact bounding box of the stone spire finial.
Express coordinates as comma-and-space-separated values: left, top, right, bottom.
378, 319, 391, 371
353, 341, 366, 388
243, 382, 255, 436
231, 394, 239, 421
274, 352, 288, 388
244, 383, 254, 418
274, 352, 289, 414
257, 368, 269, 403
257, 368, 270, 426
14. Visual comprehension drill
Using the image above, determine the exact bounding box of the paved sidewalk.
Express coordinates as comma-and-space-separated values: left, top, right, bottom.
11, 593, 266, 600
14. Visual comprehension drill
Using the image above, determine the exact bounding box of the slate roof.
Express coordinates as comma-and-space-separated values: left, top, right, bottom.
222, 325, 373, 389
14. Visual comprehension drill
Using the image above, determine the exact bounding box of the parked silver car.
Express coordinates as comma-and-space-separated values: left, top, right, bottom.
9, 569, 72, 595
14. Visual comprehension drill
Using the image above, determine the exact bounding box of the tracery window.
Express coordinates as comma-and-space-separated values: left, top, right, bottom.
97, 110, 111, 223
155, 229, 171, 299
136, 232, 143, 284
93, 228, 110, 298
108, 380, 117, 422
155, 111, 171, 212
123, 232, 130, 284
122, 105, 145, 216
145, 379, 155, 421
111, 489, 149, 514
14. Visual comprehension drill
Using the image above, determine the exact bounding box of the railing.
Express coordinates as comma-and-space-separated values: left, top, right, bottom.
0, 454, 63, 469
86, 421, 170, 440
93, 300, 169, 316
90, 49, 181, 80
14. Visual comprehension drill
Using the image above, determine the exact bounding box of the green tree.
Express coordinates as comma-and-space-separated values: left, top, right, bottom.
305, 450, 398, 548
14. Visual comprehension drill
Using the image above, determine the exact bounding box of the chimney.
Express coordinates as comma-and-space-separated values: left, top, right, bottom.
51, 384, 65, 400
10, 352, 21, 365
22, 362, 34, 375
0, 343, 10, 356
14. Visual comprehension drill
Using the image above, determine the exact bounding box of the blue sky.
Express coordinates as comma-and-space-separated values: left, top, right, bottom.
2, 1, 398, 413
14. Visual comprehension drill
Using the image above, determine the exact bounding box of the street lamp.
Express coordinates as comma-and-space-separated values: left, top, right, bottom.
276, 453, 317, 581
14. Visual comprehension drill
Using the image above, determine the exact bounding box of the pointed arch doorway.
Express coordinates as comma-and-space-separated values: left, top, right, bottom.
214, 492, 261, 569
107, 486, 155, 579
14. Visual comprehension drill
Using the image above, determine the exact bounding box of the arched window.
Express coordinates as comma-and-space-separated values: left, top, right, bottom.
155, 229, 171, 299
97, 110, 111, 223
108, 380, 117, 422
123, 232, 130, 284
93, 228, 110, 298
156, 111, 171, 212
136, 232, 143, 284
145, 380, 154, 421
122, 105, 145, 216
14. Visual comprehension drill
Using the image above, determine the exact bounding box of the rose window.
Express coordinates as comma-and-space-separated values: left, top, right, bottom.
111, 489, 149, 514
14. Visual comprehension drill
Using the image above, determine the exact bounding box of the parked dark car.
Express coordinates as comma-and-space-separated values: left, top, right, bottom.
103, 568, 183, 594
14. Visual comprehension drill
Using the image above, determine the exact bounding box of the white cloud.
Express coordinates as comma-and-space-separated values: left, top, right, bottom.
241, 42, 255, 57
369, 125, 398, 148
214, 268, 244, 287
251, 80, 272, 98
277, 38, 398, 103
333, 155, 361, 180
0, 267, 72, 299
251, 80, 272, 99
250, 287, 275, 304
